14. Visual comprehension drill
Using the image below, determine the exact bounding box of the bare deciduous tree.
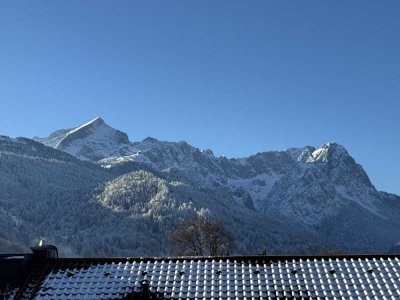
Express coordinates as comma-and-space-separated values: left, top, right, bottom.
168, 217, 233, 256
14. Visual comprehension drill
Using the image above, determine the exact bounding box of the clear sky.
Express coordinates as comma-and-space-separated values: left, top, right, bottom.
0, 1, 399, 194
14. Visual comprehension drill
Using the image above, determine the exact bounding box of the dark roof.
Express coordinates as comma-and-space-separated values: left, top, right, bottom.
7, 254, 400, 299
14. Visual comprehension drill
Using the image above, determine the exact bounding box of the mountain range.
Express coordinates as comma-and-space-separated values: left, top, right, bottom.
0, 117, 399, 256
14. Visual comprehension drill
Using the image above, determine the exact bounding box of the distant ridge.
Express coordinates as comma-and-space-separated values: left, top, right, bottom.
0, 117, 397, 256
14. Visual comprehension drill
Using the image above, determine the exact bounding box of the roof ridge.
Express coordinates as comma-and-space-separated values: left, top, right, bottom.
49, 253, 400, 263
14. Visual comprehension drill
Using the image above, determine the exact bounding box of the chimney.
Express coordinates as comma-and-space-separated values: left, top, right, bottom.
141, 280, 150, 298
0, 242, 59, 299
30, 240, 58, 263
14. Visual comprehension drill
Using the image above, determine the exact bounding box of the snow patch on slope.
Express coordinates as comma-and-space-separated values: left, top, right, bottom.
286, 146, 315, 162
100, 153, 155, 168
307, 143, 348, 163
228, 173, 283, 210
335, 185, 381, 216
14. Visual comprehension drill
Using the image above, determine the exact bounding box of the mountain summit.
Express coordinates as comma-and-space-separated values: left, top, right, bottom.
23, 117, 400, 255
34, 117, 135, 161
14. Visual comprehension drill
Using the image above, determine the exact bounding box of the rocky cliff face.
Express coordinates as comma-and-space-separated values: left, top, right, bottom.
34, 117, 135, 161
6, 117, 397, 255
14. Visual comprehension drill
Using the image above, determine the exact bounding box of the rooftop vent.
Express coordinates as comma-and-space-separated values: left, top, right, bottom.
30, 240, 58, 263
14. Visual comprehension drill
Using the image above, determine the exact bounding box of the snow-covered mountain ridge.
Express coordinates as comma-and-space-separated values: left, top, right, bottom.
1, 117, 398, 255
35, 118, 398, 220
0, 135, 325, 255
34, 117, 136, 161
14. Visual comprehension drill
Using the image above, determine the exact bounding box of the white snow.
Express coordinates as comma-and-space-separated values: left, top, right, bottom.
100, 152, 155, 167
35, 117, 137, 161
228, 173, 283, 210
60, 117, 102, 137
60, 126, 136, 160
307, 143, 348, 163
335, 185, 381, 216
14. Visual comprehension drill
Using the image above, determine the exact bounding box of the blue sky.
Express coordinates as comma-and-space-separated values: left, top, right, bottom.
0, 1, 399, 194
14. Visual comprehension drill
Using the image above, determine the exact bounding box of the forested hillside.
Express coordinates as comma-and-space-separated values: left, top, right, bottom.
1, 118, 399, 256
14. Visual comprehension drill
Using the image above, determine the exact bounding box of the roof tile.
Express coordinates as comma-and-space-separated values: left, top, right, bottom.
3, 255, 397, 300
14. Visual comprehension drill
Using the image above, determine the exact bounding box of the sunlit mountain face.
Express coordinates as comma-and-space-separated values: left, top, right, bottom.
0, 118, 398, 256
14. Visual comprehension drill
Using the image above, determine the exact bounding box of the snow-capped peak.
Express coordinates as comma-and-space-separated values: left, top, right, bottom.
308, 142, 348, 162
53, 117, 107, 148
286, 143, 348, 163
73, 116, 105, 130
34, 117, 136, 161
286, 146, 316, 162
